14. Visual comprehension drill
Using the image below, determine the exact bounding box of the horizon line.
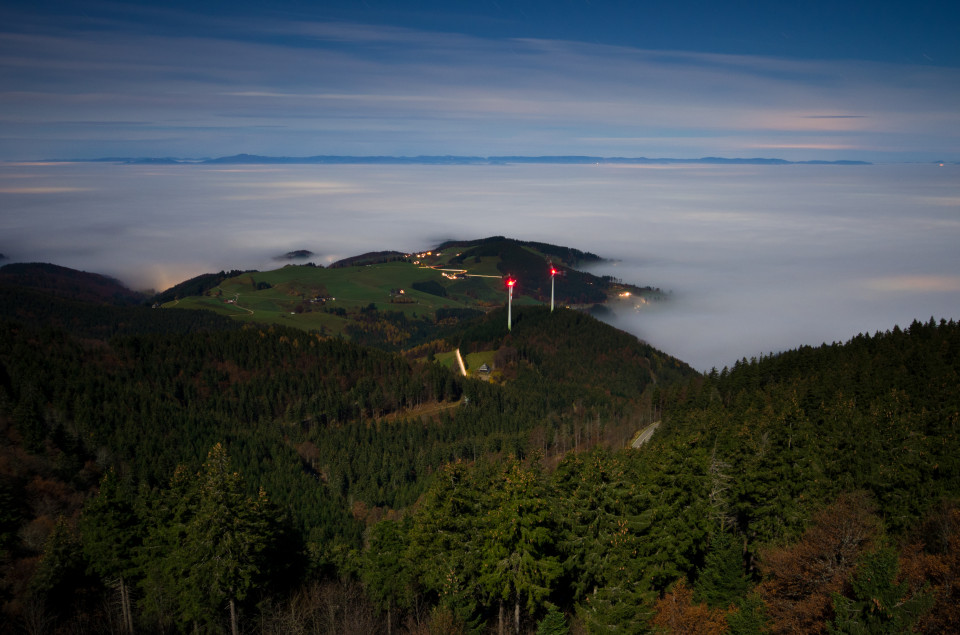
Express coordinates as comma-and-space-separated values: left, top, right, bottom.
21, 154, 884, 166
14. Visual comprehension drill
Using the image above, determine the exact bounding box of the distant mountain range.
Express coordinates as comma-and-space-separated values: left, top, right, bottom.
52, 154, 873, 166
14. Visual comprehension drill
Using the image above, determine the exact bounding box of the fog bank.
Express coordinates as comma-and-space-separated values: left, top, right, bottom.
2, 162, 957, 370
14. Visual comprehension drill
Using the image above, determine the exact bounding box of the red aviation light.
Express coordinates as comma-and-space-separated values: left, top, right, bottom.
549, 266, 558, 277
505, 276, 516, 288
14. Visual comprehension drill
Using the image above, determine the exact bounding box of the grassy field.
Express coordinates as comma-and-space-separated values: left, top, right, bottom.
433, 350, 459, 372
463, 350, 496, 373
164, 259, 514, 334
433, 349, 498, 378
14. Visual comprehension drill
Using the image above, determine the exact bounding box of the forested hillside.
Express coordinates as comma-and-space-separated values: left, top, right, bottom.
0, 263, 145, 306
0, 279, 688, 632
0, 271, 957, 633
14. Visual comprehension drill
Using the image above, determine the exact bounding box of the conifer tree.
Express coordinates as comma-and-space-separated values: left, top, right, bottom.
694, 530, 750, 609
183, 443, 274, 635
138, 466, 195, 631
536, 605, 568, 635
30, 516, 89, 606
406, 460, 485, 627
363, 518, 414, 635
479, 457, 561, 634
555, 449, 656, 633
80, 468, 140, 633
830, 546, 932, 633
139, 444, 275, 634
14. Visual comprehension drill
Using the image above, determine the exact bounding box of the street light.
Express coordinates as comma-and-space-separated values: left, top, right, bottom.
505, 275, 516, 331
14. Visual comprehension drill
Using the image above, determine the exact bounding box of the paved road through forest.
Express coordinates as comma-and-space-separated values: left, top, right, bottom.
631, 421, 661, 448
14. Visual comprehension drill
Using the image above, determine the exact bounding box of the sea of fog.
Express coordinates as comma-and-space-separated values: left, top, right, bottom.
2, 161, 958, 371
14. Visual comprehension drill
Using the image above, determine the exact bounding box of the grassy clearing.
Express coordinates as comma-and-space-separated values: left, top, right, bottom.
433, 350, 459, 372
428, 349, 497, 378
188, 261, 505, 318
164, 253, 544, 338
464, 350, 496, 373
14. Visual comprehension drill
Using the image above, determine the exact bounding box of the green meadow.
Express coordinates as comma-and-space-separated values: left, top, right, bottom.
165, 260, 512, 334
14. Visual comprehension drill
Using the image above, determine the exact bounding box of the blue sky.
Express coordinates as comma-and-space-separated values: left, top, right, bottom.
1, 0, 958, 161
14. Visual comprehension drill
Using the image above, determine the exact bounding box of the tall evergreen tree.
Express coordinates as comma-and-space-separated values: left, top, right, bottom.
183, 444, 275, 635
479, 457, 561, 634
30, 516, 89, 607
139, 444, 276, 634
80, 468, 140, 633
406, 460, 486, 627
363, 518, 414, 635
694, 530, 750, 609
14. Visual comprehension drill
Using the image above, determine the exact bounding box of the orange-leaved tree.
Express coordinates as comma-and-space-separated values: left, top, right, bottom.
756, 491, 880, 633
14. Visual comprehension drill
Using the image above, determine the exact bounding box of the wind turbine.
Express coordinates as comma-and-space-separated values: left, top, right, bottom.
505, 275, 516, 330
549, 263, 559, 312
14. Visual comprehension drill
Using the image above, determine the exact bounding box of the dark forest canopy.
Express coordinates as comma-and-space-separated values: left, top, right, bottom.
436, 236, 602, 267
0, 262, 145, 306
0, 266, 957, 633
328, 250, 408, 268
276, 249, 316, 261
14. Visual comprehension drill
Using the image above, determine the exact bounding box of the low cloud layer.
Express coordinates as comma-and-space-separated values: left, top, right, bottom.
1, 162, 957, 371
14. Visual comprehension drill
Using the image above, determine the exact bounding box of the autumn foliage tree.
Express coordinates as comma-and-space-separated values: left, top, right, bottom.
757, 492, 881, 633
652, 580, 729, 634
898, 503, 960, 633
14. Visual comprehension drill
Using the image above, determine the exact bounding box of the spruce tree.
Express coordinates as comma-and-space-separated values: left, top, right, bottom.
139, 444, 276, 634
182, 443, 274, 635
79, 468, 140, 633
479, 457, 561, 634
694, 530, 750, 609
830, 546, 932, 633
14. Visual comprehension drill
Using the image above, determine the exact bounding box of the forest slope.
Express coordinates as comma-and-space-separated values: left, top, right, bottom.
0, 275, 690, 631
0, 268, 957, 633
369, 318, 960, 633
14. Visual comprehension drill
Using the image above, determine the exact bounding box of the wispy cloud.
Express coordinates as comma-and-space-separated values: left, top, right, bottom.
1, 15, 958, 160
866, 275, 960, 293
0, 186, 91, 193
746, 143, 863, 150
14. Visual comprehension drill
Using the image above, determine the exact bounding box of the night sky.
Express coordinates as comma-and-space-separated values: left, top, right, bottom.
2, 0, 958, 162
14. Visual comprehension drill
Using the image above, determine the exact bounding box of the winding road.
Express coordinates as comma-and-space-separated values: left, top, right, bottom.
631, 421, 661, 448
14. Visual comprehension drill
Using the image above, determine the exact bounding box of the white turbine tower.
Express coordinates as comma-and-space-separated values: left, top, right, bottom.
549, 263, 558, 311
505, 275, 516, 330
